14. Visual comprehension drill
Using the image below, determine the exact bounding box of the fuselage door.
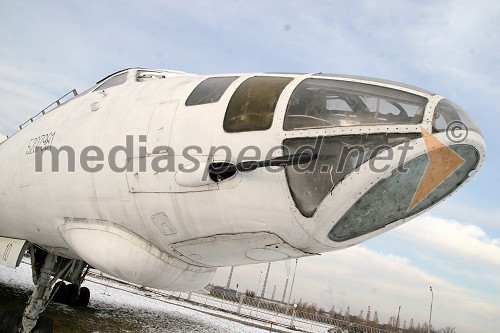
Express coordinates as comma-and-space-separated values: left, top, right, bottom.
146, 100, 179, 154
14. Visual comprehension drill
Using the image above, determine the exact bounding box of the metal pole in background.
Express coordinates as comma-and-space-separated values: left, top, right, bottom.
256, 270, 263, 295
226, 266, 234, 289
428, 286, 433, 333
261, 262, 271, 298
281, 277, 289, 302
396, 305, 401, 332
287, 259, 298, 305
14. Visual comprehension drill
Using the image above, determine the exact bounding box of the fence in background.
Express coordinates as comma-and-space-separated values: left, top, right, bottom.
150, 286, 397, 333
87, 272, 399, 333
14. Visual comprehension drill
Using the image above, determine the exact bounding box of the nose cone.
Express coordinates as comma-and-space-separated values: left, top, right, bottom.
328, 98, 485, 243
329, 142, 481, 242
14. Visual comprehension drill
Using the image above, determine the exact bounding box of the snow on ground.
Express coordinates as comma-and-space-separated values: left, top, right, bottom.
0, 262, 276, 333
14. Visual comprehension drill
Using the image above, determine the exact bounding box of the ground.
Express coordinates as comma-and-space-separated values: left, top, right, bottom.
0, 262, 270, 333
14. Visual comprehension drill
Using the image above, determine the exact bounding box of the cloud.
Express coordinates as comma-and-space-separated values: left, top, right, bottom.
393, 215, 500, 268
214, 248, 498, 332
431, 200, 500, 228
212, 242, 499, 332
212, 216, 500, 333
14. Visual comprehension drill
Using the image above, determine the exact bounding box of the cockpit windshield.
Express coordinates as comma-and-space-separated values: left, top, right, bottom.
432, 98, 482, 135
284, 79, 428, 130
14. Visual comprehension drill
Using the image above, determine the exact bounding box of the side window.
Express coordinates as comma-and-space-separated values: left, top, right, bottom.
186, 77, 238, 106
223, 76, 293, 133
95, 72, 128, 91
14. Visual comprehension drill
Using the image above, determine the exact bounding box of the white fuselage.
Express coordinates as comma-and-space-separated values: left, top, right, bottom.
0, 69, 486, 291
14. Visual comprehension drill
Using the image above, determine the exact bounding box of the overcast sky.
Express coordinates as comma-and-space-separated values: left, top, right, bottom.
1, 1, 499, 332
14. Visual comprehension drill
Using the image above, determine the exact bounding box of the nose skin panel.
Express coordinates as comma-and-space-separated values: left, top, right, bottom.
328, 145, 479, 242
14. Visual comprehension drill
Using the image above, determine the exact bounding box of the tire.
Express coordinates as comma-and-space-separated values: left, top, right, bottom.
0, 310, 20, 333
66, 284, 79, 305
31, 316, 53, 333
75, 287, 90, 307
51, 281, 67, 303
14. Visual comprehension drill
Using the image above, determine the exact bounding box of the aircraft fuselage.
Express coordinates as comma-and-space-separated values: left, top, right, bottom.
0, 69, 486, 291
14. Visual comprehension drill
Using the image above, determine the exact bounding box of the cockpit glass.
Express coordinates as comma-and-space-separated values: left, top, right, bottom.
186, 76, 239, 106
95, 72, 128, 91
284, 133, 421, 217
284, 79, 428, 130
224, 76, 293, 133
432, 99, 482, 135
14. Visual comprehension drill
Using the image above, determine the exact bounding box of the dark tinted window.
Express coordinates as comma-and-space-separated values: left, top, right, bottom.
224, 76, 292, 133
185, 77, 238, 106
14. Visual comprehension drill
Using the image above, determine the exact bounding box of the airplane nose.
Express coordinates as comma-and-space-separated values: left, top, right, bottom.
328, 98, 486, 242
328, 142, 481, 242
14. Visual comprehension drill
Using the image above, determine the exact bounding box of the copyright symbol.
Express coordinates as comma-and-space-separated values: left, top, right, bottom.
446, 120, 469, 143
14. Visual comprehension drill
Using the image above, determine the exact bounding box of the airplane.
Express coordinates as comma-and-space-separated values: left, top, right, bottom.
0, 68, 486, 332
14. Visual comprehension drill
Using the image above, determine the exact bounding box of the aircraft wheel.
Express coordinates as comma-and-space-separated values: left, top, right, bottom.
31, 316, 53, 333
66, 284, 80, 305
0, 310, 20, 333
51, 281, 67, 303
75, 287, 91, 307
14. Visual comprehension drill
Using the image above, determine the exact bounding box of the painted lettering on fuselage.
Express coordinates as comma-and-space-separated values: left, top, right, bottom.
26, 132, 56, 155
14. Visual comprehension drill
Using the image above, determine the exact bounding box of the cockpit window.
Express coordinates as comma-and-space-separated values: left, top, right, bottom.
186, 77, 238, 106
284, 79, 427, 130
95, 72, 128, 91
432, 99, 482, 135
284, 133, 420, 217
224, 76, 293, 133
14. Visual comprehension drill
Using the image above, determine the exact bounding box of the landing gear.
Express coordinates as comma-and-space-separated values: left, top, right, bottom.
21, 252, 57, 332
1, 245, 91, 333
50, 281, 67, 303
49, 282, 91, 307
75, 287, 90, 307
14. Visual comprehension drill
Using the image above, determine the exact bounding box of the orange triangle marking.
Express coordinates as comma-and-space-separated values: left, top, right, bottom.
408, 127, 465, 211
